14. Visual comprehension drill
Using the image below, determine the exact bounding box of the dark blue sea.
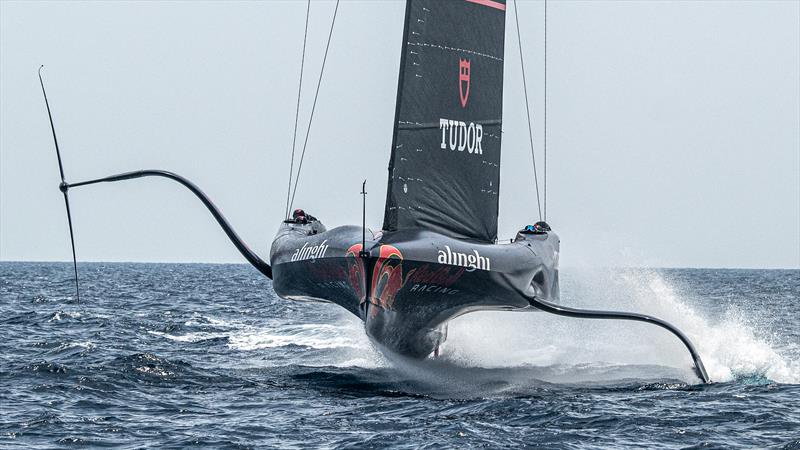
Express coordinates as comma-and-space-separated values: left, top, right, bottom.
1, 262, 798, 448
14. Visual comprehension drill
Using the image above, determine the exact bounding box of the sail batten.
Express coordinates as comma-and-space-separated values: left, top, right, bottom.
383, 0, 507, 242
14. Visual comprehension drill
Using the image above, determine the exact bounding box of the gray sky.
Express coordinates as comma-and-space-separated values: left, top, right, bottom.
1, 0, 798, 269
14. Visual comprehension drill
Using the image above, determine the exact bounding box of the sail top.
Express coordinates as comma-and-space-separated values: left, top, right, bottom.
383, 0, 507, 242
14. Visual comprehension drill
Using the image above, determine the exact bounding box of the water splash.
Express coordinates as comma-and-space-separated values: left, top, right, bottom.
227, 323, 367, 352
146, 270, 798, 384
442, 269, 799, 384
150, 309, 382, 368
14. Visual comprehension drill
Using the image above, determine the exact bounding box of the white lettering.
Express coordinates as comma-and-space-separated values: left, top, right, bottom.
467, 122, 476, 153
457, 121, 467, 151
409, 284, 460, 295
439, 245, 490, 272
291, 240, 329, 262
476, 124, 483, 154
439, 119, 448, 149
438, 118, 486, 155
467, 254, 476, 270
456, 252, 466, 267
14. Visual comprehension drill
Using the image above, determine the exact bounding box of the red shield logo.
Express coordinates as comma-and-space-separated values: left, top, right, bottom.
459, 58, 470, 108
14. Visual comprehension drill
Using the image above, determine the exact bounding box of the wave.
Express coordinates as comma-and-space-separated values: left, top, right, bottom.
227, 323, 366, 351
47, 310, 82, 322
148, 330, 230, 343
149, 310, 382, 368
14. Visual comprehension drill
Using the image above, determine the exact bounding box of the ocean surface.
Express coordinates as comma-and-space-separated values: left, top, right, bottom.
1, 262, 798, 448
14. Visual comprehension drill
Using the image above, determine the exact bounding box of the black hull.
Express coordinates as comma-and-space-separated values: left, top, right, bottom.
270, 222, 559, 358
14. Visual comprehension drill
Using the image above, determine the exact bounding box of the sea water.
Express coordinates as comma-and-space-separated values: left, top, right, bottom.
1, 262, 797, 448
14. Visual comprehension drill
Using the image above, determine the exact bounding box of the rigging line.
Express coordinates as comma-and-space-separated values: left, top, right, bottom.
544, 0, 548, 221
285, 0, 312, 219
288, 0, 340, 214
513, 0, 542, 221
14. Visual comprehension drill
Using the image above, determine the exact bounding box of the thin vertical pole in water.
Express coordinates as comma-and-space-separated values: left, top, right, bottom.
360, 180, 368, 258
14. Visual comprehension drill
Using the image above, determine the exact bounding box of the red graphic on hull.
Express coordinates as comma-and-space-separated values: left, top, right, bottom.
347, 245, 469, 314
371, 244, 413, 311
345, 244, 366, 301
459, 58, 471, 108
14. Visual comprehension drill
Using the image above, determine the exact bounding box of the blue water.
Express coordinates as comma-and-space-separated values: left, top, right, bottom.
1, 262, 798, 448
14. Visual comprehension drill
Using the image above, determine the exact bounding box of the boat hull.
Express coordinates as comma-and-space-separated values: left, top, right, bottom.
270, 222, 559, 358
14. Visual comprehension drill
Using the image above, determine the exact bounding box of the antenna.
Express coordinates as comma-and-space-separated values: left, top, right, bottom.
359, 180, 368, 258
38, 65, 80, 302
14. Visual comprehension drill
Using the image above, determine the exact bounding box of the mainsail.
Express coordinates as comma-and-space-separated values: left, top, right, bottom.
383, 0, 507, 242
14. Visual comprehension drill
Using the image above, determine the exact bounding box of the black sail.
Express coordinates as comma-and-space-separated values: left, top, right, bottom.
383, 0, 507, 242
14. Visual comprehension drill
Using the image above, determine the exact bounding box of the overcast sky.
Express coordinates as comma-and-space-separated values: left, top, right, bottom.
1, 0, 798, 269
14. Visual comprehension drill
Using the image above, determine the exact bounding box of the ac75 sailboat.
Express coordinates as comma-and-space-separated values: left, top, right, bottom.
39, 0, 710, 383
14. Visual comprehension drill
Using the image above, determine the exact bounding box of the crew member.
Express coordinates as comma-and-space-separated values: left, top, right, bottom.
519, 221, 552, 235
292, 208, 317, 224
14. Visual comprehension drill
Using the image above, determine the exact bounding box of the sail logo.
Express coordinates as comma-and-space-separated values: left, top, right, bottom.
439, 119, 483, 154
437, 245, 490, 271
291, 240, 329, 262
459, 58, 471, 108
